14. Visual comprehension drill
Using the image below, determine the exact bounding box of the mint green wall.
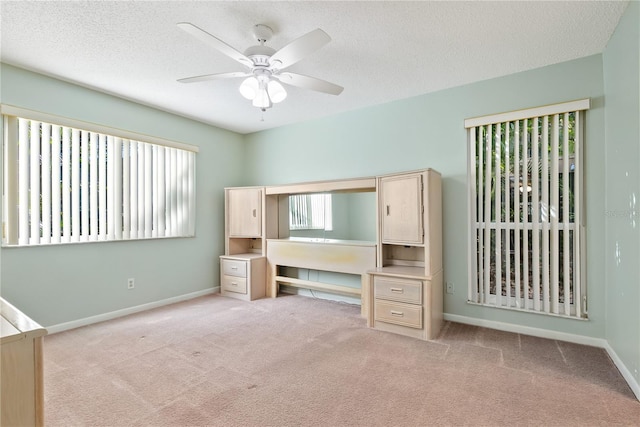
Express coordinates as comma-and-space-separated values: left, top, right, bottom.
245, 54, 607, 339
603, 1, 640, 390
0, 64, 245, 326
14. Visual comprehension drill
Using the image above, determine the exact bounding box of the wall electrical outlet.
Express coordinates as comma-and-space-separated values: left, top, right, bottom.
127, 278, 135, 290
446, 282, 454, 294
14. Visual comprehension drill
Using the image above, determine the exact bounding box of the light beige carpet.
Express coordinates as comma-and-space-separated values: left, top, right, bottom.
44, 294, 640, 426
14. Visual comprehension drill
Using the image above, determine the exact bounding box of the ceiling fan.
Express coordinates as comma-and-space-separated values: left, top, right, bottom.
177, 22, 344, 111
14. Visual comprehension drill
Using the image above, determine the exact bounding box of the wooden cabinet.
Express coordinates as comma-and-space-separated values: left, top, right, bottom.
225, 187, 267, 256
1, 297, 47, 427
227, 187, 262, 237
220, 254, 266, 301
379, 172, 423, 245
369, 169, 443, 340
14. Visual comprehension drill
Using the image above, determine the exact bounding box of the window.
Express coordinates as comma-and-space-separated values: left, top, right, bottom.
2, 106, 197, 246
289, 193, 333, 231
465, 99, 589, 319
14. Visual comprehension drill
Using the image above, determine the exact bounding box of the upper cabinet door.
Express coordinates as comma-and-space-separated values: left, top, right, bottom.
227, 188, 262, 237
380, 173, 423, 245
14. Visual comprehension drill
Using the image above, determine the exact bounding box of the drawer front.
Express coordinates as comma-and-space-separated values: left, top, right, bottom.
374, 300, 423, 329
221, 275, 248, 294
374, 277, 422, 304
221, 259, 247, 277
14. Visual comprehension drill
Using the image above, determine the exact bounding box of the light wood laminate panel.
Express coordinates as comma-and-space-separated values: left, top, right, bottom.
265, 177, 376, 195
380, 173, 423, 245
227, 187, 262, 237
374, 276, 422, 304
267, 238, 376, 276
221, 275, 248, 294
374, 300, 423, 329
1, 298, 47, 427
221, 259, 247, 277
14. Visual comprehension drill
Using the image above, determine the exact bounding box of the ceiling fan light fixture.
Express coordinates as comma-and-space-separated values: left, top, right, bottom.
252, 87, 272, 109
267, 80, 287, 103
239, 77, 259, 100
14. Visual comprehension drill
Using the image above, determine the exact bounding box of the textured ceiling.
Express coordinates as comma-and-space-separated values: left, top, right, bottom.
0, 1, 629, 134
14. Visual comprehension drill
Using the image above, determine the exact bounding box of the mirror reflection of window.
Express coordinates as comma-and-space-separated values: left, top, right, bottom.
289, 193, 333, 231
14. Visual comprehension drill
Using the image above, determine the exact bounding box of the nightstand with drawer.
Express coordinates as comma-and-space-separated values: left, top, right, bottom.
219, 254, 266, 301
368, 267, 443, 341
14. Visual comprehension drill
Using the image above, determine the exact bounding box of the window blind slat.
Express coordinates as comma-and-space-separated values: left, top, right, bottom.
531, 118, 541, 312
468, 127, 478, 303
152, 145, 159, 238
541, 117, 550, 312
71, 129, 81, 242
550, 115, 560, 314
504, 123, 511, 304
483, 125, 492, 304
494, 124, 502, 307
41, 123, 52, 244
51, 125, 62, 244
81, 130, 90, 241
89, 132, 99, 240
114, 137, 123, 240
521, 120, 529, 310
122, 139, 130, 240
144, 143, 152, 238
513, 120, 521, 305
158, 146, 166, 237
98, 134, 107, 240
29, 121, 41, 244
562, 113, 571, 316
130, 140, 138, 240
62, 127, 71, 243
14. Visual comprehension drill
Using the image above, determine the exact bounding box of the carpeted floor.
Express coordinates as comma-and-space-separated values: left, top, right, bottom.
43, 294, 640, 426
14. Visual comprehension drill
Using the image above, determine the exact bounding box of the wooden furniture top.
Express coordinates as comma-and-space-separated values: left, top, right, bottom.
368, 266, 438, 281
268, 237, 376, 247
0, 297, 47, 344
220, 253, 265, 260
265, 176, 376, 195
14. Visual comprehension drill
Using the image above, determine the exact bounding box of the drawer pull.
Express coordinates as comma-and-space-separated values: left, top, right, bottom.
231, 266, 238, 270
390, 287, 404, 293
231, 282, 238, 286
390, 310, 404, 317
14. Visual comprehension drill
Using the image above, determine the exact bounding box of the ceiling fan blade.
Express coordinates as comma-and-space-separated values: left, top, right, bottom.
277, 72, 343, 95
269, 28, 331, 70
177, 22, 253, 67
177, 71, 250, 84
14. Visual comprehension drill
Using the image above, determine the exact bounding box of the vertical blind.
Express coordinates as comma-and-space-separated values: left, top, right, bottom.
3, 112, 197, 246
289, 193, 333, 231
465, 99, 589, 319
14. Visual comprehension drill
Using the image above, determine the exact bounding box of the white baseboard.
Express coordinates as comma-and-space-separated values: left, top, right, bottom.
603, 342, 640, 401
444, 313, 607, 347
444, 313, 640, 401
46, 287, 219, 334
